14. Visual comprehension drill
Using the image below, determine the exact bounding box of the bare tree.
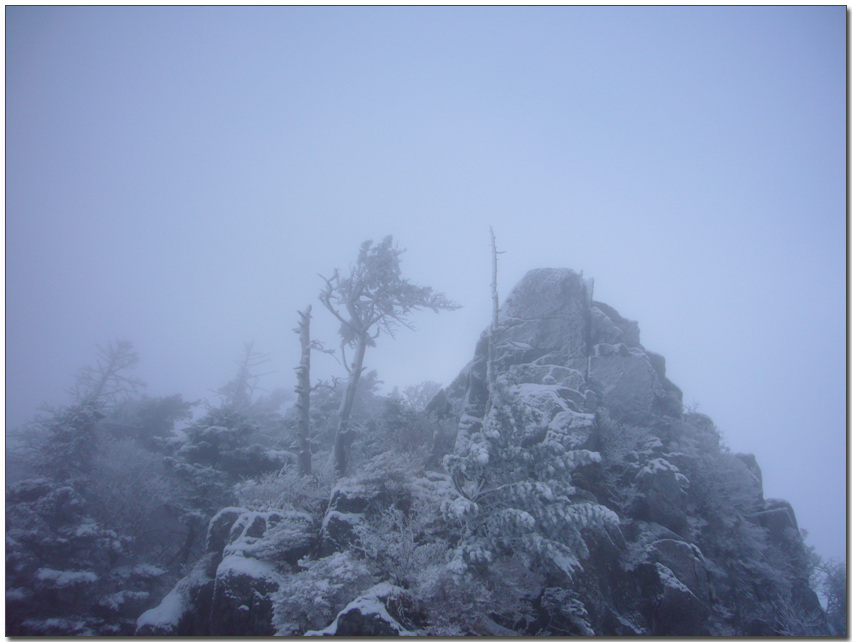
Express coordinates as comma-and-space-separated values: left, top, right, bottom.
71, 340, 144, 406
319, 236, 459, 475
490, 226, 501, 333
294, 305, 313, 476
215, 342, 270, 413
487, 227, 505, 392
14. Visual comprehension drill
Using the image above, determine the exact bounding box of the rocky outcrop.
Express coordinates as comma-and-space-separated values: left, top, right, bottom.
141, 267, 828, 636
136, 508, 316, 636
439, 269, 681, 465
434, 267, 826, 636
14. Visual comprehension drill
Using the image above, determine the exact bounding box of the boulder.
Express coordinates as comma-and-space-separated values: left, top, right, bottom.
141, 509, 316, 636
318, 471, 412, 556
632, 459, 689, 536
206, 507, 247, 563
590, 302, 641, 347
505, 363, 585, 390
506, 382, 573, 446
589, 346, 667, 421
750, 499, 800, 545
547, 409, 597, 451
209, 554, 284, 635
646, 351, 684, 417
734, 453, 764, 503
640, 561, 710, 635
646, 538, 709, 603
225, 510, 315, 567
495, 268, 591, 366
318, 510, 365, 557
307, 583, 417, 636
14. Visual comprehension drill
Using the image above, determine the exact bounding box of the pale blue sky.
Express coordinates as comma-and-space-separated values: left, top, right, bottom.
6, 7, 846, 561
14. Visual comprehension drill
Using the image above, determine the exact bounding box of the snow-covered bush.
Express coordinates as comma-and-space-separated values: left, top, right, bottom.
352, 505, 449, 589
234, 467, 332, 517
271, 551, 375, 635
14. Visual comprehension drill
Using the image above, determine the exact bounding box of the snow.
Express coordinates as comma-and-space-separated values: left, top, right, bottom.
6, 587, 28, 601
136, 556, 212, 633
36, 568, 97, 587
655, 562, 695, 597
217, 552, 284, 584
229, 511, 312, 559
442, 496, 477, 522
470, 441, 489, 465
100, 590, 150, 610
74, 521, 100, 537
132, 562, 167, 578
136, 585, 186, 631
638, 457, 679, 477
500, 508, 536, 530
638, 457, 690, 490
21, 617, 94, 635
304, 582, 414, 636
321, 509, 364, 531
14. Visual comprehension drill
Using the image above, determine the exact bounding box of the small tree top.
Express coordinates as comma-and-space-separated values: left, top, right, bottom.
319, 236, 459, 347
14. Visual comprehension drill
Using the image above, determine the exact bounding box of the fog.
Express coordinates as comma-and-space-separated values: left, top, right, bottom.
6, 6, 845, 563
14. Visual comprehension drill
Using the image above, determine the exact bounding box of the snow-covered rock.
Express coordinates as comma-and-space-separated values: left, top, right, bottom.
588, 344, 668, 421
306, 582, 418, 636
209, 554, 285, 635
136, 555, 216, 635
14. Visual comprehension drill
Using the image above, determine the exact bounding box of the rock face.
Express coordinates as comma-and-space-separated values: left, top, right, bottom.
439, 268, 681, 451
433, 267, 826, 636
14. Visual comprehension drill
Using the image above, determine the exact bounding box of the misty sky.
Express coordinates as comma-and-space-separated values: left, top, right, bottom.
6, 7, 846, 562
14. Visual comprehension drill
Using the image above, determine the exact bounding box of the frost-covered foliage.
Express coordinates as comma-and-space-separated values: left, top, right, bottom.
352, 505, 449, 589
6, 344, 197, 635
5, 474, 170, 635
234, 468, 332, 516
88, 436, 182, 557
443, 374, 619, 588
272, 552, 375, 635
399, 380, 443, 413
813, 558, 847, 635
162, 346, 295, 522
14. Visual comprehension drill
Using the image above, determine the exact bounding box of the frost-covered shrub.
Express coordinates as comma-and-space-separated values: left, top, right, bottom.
352, 506, 449, 589
375, 393, 437, 455
5, 477, 134, 634
234, 467, 332, 517
813, 558, 847, 635
271, 551, 375, 634
413, 553, 541, 635
88, 436, 181, 557
540, 586, 596, 635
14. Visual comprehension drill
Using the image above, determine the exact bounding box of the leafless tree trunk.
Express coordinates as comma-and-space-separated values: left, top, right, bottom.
487, 226, 503, 392
295, 306, 312, 476
332, 332, 368, 475
490, 226, 499, 333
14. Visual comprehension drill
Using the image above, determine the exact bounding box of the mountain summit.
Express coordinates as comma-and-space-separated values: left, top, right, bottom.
137, 268, 828, 636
